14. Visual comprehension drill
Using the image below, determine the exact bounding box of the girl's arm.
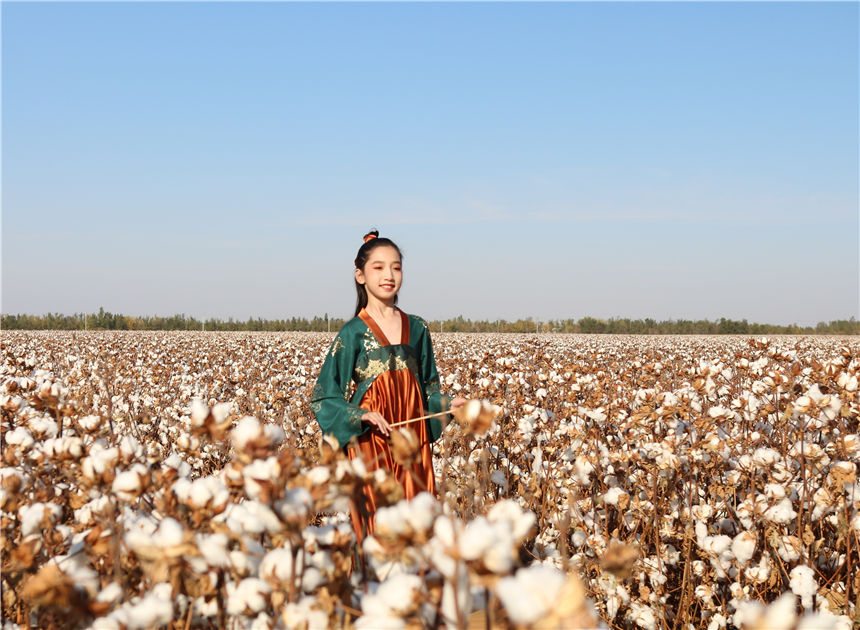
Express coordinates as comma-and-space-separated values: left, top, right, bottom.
310, 334, 367, 448
417, 320, 466, 440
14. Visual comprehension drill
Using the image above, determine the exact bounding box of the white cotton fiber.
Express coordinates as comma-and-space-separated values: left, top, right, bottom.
495, 565, 565, 625
790, 565, 818, 609
731, 531, 757, 567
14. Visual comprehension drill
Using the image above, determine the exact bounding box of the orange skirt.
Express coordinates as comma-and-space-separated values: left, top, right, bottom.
346, 369, 435, 543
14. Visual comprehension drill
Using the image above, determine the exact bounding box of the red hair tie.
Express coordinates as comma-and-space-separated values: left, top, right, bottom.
363, 234, 378, 243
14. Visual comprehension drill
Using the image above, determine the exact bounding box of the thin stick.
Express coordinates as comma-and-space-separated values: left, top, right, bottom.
388, 409, 451, 429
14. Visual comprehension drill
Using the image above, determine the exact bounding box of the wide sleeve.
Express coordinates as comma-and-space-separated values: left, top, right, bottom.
416, 320, 451, 442
310, 333, 367, 449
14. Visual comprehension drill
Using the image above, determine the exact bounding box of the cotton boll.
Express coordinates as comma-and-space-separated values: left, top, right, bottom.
376, 504, 408, 538
119, 434, 143, 460
197, 533, 230, 568
486, 499, 536, 541
764, 498, 797, 524
225, 578, 271, 616
404, 492, 437, 534
707, 613, 727, 630
354, 615, 405, 630
151, 517, 185, 548
627, 601, 658, 630
790, 565, 818, 609
259, 546, 302, 584
376, 574, 423, 616
282, 596, 329, 630
19, 502, 63, 537
731, 599, 765, 629
760, 592, 798, 630
111, 464, 149, 501
94, 582, 123, 606
5, 426, 34, 450
301, 567, 326, 593
275, 487, 312, 525
732, 531, 757, 567
745, 553, 772, 584
604, 487, 628, 507
110, 583, 175, 629
776, 536, 802, 563
495, 566, 566, 625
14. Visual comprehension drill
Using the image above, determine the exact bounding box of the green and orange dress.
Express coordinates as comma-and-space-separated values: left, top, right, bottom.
310, 308, 451, 541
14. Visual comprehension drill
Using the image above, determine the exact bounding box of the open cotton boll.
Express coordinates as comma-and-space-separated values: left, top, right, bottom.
19, 502, 62, 537
306, 466, 331, 486
282, 596, 330, 630
487, 499, 536, 541
109, 583, 175, 629
275, 487, 312, 524
758, 592, 798, 630
226, 578, 271, 616
764, 498, 797, 524
197, 533, 230, 568
163, 452, 192, 477
232, 416, 263, 450
151, 517, 185, 548
495, 565, 566, 625
604, 487, 628, 507
223, 501, 283, 536
6, 426, 34, 449
77, 414, 101, 432
189, 475, 229, 509
458, 517, 497, 561
119, 434, 143, 460
243, 456, 281, 500
354, 614, 405, 630
752, 448, 781, 468
94, 582, 123, 606
403, 492, 437, 533
82, 445, 120, 480
375, 503, 409, 538
374, 574, 422, 616
627, 602, 658, 630
28, 415, 59, 438
111, 463, 149, 501
776, 536, 802, 563
259, 546, 302, 584
790, 565, 818, 609
731, 531, 757, 567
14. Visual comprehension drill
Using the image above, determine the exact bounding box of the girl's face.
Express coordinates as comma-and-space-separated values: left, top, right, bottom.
355, 245, 402, 307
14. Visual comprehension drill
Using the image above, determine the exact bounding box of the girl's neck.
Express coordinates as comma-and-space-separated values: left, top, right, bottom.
364, 297, 398, 320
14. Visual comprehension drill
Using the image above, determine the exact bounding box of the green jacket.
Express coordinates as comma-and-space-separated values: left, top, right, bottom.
310, 313, 450, 448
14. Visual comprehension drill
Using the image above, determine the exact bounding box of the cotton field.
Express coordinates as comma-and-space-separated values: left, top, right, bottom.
1, 331, 858, 630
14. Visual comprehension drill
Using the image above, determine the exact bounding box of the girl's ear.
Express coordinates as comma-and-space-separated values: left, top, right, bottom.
354, 268, 365, 285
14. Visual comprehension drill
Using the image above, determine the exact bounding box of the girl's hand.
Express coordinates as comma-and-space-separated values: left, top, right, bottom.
361, 410, 391, 437
449, 397, 468, 411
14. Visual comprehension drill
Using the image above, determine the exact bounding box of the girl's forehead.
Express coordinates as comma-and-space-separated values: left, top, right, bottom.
367, 245, 401, 263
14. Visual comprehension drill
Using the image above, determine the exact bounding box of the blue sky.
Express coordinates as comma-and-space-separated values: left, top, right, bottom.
2, 1, 858, 325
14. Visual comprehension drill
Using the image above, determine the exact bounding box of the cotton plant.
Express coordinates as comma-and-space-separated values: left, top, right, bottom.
2, 330, 860, 628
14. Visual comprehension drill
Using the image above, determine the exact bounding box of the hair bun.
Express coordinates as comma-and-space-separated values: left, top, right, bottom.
363, 230, 379, 243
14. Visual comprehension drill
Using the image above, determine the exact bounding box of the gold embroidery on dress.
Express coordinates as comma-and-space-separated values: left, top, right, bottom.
330, 336, 344, 357
361, 329, 381, 353
355, 355, 412, 382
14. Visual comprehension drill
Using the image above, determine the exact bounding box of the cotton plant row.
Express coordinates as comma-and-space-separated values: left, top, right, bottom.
1, 330, 859, 630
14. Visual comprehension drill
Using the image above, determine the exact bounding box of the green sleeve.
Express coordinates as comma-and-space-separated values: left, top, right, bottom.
310, 332, 367, 449
417, 321, 451, 442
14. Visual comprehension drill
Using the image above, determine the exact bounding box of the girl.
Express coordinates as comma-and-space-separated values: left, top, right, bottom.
310, 230, 465, 541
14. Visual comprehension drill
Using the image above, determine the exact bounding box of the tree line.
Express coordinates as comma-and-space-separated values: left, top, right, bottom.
1, 309, 857, 335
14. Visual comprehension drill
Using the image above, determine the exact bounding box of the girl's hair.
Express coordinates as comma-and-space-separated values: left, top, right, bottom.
354, 230, 403, 316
